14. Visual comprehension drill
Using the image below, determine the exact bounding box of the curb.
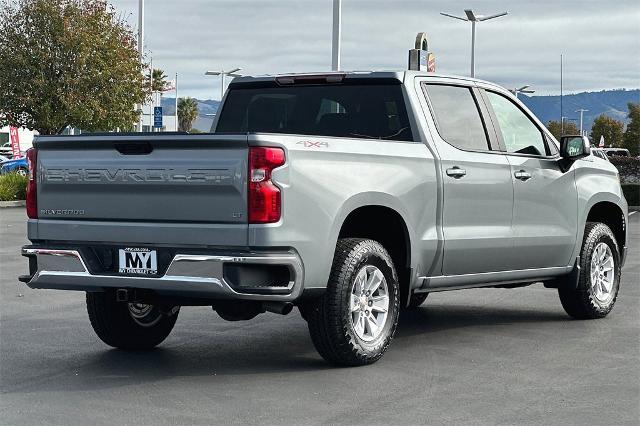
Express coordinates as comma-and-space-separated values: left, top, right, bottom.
0, 200, 25, 208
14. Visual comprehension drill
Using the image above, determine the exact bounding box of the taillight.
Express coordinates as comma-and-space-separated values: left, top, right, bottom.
248, 147, 285, 223
25, 148, 37, 219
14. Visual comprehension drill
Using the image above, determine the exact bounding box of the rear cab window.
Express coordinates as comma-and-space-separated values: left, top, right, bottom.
215, 81, 414, 141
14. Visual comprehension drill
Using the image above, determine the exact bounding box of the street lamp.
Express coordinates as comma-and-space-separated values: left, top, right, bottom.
332, 0, 342, 71
575, 108, 589, 136
510, 85, 535, 99
205, 68, 242, 100
136, 0, 145, 132
440, 9, 508, 78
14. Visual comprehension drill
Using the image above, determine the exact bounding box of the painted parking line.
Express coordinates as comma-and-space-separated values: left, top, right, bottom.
630, 211, 637, 216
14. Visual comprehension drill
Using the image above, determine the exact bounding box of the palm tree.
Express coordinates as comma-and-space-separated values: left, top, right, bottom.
178, 97, 199, 132
147, 68, 168, 92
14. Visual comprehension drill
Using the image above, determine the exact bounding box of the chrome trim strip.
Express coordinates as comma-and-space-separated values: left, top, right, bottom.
418, 265, 573, 290
22, 248, 304, 301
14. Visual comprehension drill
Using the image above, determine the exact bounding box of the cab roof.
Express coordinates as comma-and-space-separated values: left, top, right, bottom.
230, 70, 505, 91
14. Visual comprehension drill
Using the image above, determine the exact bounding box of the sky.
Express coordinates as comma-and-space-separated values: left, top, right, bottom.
109, 0, 640, 101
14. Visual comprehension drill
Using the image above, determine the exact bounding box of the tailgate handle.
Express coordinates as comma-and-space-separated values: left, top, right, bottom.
115, 142, 153, 155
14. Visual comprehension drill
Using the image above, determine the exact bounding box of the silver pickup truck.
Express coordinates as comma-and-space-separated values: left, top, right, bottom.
21, 71, 628, 366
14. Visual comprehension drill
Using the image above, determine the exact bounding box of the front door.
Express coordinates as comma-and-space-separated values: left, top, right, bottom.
422, 83, 514, 276
482, 90, 578, 269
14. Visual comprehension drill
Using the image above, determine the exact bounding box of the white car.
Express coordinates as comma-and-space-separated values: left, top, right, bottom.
591, 148, 610, 161
604, 148, 631, 157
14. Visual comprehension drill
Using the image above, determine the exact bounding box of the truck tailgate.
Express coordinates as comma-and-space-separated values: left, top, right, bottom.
33, 134, 248, 245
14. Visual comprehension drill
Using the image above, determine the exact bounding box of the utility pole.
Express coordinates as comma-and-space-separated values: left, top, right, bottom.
136, 0, 145, 132
332, 0, 342, 71
440, 9, 508, 78
576, 108, 589, 135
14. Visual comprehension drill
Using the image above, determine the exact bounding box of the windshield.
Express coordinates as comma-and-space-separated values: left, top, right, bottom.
215, 82, 414, 141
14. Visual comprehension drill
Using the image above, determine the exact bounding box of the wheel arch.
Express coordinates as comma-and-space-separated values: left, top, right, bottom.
334, 199, 414, 307
574, 192, 628, 262
585, 201, 626, 254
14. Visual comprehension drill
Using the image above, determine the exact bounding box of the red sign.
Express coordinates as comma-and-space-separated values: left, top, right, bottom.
427, 53, 436, 72
9, 127, 21, 159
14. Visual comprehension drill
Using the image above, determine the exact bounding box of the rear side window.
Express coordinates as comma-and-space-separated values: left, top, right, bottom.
424, 84, 490, 151
215, 83, 414, 141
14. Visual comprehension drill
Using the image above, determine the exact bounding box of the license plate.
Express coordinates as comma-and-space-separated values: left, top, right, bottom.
118, 248, 158, 275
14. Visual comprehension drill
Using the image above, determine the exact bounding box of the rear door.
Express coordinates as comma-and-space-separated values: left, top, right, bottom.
481, 89, 578, 269
422, 83, 514, 275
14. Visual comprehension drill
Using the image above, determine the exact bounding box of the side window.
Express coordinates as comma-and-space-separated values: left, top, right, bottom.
424, 84, 490, 151
485, 91, 549, 156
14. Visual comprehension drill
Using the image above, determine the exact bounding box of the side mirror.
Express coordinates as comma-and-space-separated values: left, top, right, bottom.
560, 135, 591, 160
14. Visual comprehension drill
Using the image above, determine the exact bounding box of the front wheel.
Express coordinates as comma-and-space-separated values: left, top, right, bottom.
306, 238, 400, 366
86, 291, 179, 349
558, 222, 621, 319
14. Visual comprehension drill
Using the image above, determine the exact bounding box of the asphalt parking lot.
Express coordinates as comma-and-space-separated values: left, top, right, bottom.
1, 207, 638, 425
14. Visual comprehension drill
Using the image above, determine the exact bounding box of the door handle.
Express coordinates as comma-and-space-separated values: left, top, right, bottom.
446, 167, 467, 178
514, 170, 532, 181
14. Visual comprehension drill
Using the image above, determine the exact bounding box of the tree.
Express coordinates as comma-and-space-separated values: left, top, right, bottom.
147, 68, 169, 93
623, 103, 640, 156
0, 0, 148, 134
590, 114, 624, 148
177, 97, 199, 132
546, 120, 579, 140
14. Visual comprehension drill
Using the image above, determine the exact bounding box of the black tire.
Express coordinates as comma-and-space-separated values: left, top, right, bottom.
306, 238, 400, 366
558, 222, 621, 319
406, 292, 429, 310
86, 291, 179, 349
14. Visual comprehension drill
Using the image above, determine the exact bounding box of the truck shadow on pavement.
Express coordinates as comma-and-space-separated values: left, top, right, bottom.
396, 303, 569, 339
2, 303, 573, 395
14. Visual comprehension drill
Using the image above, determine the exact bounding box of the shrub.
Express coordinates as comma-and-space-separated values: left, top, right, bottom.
622, 184, 640, 207
609, 156, 640, 184
0, 173, 28, 201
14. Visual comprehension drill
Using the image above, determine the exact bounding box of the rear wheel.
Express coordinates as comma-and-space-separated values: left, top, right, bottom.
306, 238, 400, 366
558, 222, 621, 319
86, 291, 179, 349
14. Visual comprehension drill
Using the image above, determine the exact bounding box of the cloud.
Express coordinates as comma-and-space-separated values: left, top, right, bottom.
110, 0, 640, 99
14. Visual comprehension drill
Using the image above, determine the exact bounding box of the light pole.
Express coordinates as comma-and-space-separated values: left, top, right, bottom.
440, 9, 508, 78
332, 0, 342, 71
576, 108, 589, 136
136, 0, 145, 132
205, 68, 242, 100
510, 85, 535, 99
562, 116, 577, 135
174, 72, 178, 132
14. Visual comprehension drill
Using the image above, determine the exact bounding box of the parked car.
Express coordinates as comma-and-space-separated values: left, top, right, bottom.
591, 148, 610, 161
604, 148, 631, 157
0, 156, 28, 176
0, 154, 10, 163
20, 71, 628, 366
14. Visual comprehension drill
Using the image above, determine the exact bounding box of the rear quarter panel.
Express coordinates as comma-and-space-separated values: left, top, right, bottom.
247, 133, 437, 290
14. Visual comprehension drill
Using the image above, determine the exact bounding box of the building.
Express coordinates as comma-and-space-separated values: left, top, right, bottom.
0, 126, 37, 156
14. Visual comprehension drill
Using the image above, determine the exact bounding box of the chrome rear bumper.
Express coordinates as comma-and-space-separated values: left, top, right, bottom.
21, 247, 304, 301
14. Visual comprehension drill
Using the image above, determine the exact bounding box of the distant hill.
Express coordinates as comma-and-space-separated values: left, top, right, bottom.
519, 89, 640, 131
161, 89, 640, 133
